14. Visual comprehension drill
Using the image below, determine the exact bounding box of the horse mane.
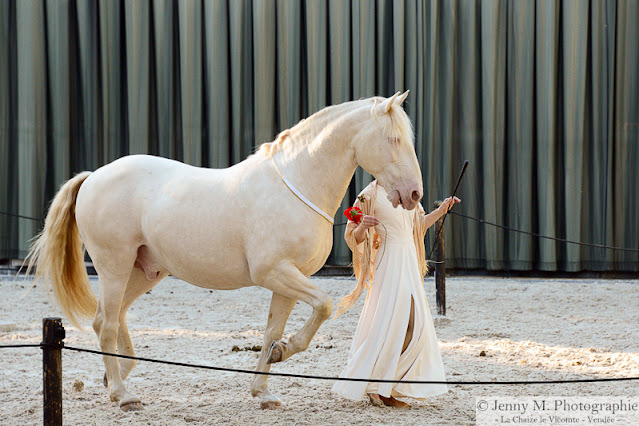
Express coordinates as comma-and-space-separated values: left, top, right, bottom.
256, 105, 332, 158
258, 129, 292, 158
257, 97, 414, 158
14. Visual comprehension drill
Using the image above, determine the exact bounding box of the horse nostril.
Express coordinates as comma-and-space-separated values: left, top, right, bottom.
411, 190, 422, 202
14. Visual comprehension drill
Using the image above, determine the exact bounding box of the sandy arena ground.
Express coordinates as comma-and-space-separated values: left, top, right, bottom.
1, 275, 638, 425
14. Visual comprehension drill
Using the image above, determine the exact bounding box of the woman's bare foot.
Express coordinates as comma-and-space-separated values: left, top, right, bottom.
379, 395, 410, 408
367, 393, 384, 407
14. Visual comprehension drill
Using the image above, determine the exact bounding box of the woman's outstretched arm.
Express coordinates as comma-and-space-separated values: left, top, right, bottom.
420, 196, 461, 230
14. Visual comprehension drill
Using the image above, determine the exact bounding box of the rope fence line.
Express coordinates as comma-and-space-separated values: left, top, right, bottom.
2, 342, 639, 385
449, 211, 639, 253
0, 343, 43, 349
0, 211, 42, 222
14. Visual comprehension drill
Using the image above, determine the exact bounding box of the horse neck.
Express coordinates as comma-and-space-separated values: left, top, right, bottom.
273, 103, 369, 218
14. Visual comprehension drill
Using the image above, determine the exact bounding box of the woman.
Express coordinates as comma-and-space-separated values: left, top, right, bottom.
332, 180, 460, 407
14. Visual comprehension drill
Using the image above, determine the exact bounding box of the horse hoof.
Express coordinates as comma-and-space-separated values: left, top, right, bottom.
260, 400, 282, 410
103, 373, 108, 388
267, 341, 283, 364
120, 400, 143, 412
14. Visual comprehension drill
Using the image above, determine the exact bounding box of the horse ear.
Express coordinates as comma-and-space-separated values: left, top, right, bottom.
396, 90, 409, 106
377, 91, 401, 115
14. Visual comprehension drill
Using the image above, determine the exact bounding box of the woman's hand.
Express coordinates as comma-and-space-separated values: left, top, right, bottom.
421, 197, 462, 230
437, 196, 461, 216
353, 215, 379, 244
358, 215, 379, 230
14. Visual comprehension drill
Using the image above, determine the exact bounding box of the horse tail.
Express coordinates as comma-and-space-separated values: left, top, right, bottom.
25, 171, 96, 330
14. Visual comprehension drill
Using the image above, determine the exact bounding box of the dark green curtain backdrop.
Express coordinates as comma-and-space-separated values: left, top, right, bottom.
1, 0, 638, 271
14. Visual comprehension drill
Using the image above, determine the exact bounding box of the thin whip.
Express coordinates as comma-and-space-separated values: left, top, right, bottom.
427, 160, 469, 259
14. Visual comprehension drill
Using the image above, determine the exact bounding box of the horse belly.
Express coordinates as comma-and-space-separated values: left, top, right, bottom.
143, 211, 253, 290
163, 249, 253, 291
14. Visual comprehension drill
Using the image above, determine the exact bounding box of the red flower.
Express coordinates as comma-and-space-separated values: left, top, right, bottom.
344, 206, 363, 224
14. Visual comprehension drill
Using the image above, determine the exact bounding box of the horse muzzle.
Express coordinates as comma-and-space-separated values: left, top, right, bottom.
389, 186, 422, 210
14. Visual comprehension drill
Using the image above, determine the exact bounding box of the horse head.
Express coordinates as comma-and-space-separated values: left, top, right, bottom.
351, 91, 423, 210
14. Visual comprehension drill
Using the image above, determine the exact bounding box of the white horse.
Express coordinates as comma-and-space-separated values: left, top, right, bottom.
27, 92, 423, 410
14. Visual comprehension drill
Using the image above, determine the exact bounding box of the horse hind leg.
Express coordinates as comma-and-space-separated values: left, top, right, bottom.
251, 292, 296, 409
99, 267, 167, 411
93, 269, 141, 410
117, 268, 168, 382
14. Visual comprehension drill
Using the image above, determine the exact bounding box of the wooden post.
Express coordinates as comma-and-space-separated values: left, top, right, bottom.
42, 317, 64, 426
433, 202, 446, 316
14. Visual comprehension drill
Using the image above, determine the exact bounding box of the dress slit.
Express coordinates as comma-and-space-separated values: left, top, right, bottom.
401, 296, 416, 355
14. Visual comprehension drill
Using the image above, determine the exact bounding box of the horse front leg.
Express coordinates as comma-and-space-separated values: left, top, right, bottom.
259, 262, 333, 365
251, 292, 296, 409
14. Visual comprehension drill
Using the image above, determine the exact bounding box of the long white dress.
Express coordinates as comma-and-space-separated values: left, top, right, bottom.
332, 185, 448, 400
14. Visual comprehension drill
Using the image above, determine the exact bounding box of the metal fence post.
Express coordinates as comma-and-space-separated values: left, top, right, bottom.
42, 317, 65, 426
433, 201, 446, 316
